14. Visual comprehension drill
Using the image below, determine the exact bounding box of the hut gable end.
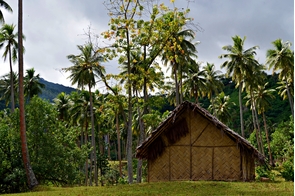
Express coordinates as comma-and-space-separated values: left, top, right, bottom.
136, 101, 266, 182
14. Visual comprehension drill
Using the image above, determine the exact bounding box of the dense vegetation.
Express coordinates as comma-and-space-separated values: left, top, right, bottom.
0, 0, 293, 194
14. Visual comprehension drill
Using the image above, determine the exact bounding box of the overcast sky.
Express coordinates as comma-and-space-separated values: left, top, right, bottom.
1, 0, 293, 89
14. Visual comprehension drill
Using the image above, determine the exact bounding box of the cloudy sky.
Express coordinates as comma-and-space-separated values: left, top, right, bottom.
1, 0, 293, 89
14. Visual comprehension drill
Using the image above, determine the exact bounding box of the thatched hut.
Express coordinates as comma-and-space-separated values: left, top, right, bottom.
136, 101, 265, 182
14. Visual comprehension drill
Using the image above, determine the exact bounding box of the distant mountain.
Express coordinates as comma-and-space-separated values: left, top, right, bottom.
39, 78, 76, 101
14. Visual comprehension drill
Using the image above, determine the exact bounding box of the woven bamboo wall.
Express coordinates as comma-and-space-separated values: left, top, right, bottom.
170, 146, 190, 180
191, 147, 213, 180
148, 148, 169, 182
148, 109, 254, 182
213, 146, 240, 180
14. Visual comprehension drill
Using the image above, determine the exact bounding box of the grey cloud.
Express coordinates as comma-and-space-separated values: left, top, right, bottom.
0, 0, 293, 87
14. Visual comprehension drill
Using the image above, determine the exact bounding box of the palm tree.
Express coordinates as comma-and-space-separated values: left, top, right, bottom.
0, 72, 18, 107
253, 83, 276, 165
266, 39, 294, 116
203, 63, 224, 103
0, 24, 21, 112
244, 63, 265, 154
69, 91, 91, 185
64, 43, 105, 186
276, 78, 294, 101
183, 61, 207, 104
24, 68, 45, 102
0, 1, 12, 23
162, 29, 197, 106
219, 35, 259, 137
53, 92, 72, 122
18, 0, 38, 189
208, 92, 235, 124
104, 85, 127, 177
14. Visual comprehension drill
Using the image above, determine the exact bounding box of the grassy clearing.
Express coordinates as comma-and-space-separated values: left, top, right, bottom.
6, 181, 293, 196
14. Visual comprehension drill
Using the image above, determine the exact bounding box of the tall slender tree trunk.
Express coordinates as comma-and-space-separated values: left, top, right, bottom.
174, 64, 180, 106
136, 91, 145, 183
126, 29, 133, 184
18, 0, 38, 189
107, 133, 111, 159
285, 80, 294, 117
80, 126, 84, 148
9, 47, 15, 112
79, 126, 84, 185
253, 103, 264, 156
263, 112, 274, 166
136, 49, 148, 183
179, 65, 183, 104
85, 123, 89, 186
116, 113, 122, 177
251, 98, 262, 153
89, 87, 98, 186
239, 83, 245, 137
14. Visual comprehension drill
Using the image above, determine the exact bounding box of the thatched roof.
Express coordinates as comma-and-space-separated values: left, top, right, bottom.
136, 101, 265, 164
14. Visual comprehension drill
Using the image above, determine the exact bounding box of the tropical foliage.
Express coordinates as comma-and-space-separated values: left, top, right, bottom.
0, 0, 293, 193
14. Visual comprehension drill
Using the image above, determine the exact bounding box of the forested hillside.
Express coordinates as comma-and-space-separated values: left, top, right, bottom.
0, 78, 76, 110
38, 78, 76, 101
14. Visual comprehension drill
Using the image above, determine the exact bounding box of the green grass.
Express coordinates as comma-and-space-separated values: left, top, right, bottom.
6, 181, 293, 196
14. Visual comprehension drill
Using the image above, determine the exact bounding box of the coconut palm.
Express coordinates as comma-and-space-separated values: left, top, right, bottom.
69, 90, 91, 185
0, 72, 18, 108
219, 35, 259, 137
24, 68, 45, 102
104, 85, 127, 177
0, 1, 12, 23
253, 82, 276, 165
266, 39, 294, 116
208, 92, 235, 124
244, 63, 265, 154
18, 0, 38, 189
0, 24, 22, 112
183, 61, 207, 104
65, 43, 105, 186
53, 92, 72, 122
276, 78, 294, 101
203, 62, 224, 102
162, 29, 197, 106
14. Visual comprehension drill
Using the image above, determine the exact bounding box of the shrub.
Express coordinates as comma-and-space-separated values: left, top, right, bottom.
255, 165, 275, 181
281, 160, 294, 181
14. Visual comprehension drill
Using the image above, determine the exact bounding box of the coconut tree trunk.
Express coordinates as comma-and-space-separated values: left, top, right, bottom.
251, 100, 262, 153
194, 85, 199, 104
116, 113, 122, 177
125, 25, 133, 184
253, 103, 264, 156
285, 80, 294, 117
9, 47, 15, 113
262, 112, 274, 166
136, 91, 145, 183
107, 133, 111, 159
84, 122, 89, 186
173, 62, 180, 106
89, 86, 98, 186
18, 0, 38, 189
239, 83, 245, 137
179, 66, 183, 104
